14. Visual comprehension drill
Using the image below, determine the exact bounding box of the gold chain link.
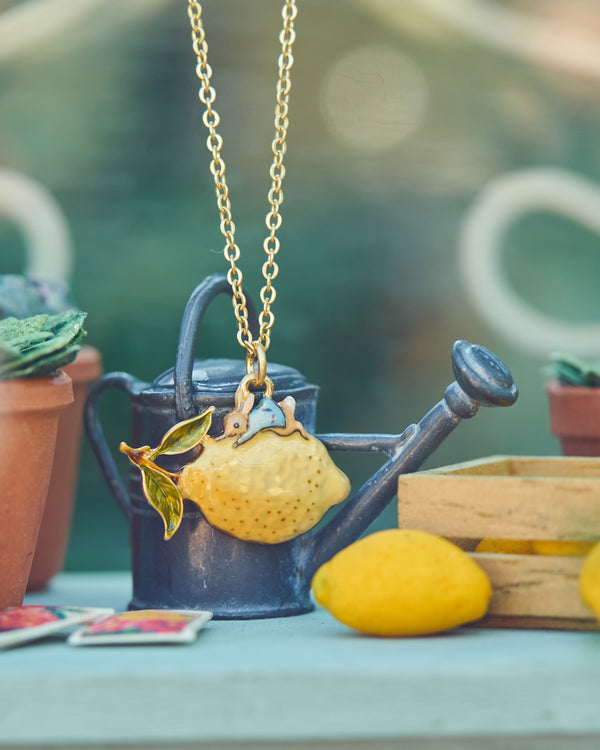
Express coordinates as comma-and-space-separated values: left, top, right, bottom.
187, 0, 297, 365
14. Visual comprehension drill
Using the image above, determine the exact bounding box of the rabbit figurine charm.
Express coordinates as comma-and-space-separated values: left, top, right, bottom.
223, 380, 309, 446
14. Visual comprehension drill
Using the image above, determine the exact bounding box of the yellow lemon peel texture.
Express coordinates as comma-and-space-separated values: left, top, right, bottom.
579, 541, 600, 621
475, 540, 596, 556
312, 529, 492, 637
180, 431, 350, 544
476, 539, 534, 554
531, 541, 596, 556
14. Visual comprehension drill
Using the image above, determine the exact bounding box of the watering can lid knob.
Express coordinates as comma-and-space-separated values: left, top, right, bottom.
451, 340, 518, 407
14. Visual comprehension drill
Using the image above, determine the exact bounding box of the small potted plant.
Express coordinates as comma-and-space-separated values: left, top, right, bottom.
0, 308, 86, 610
547, 353, 600, 456
0, 276, 102, 591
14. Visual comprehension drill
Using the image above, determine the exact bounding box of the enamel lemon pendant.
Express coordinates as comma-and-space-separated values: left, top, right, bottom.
121, 370, 350, 544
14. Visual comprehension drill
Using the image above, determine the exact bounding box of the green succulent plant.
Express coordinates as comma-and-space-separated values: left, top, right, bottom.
0, 275, 72, 319
0, 310, 87, 380
549, 353, 600, 388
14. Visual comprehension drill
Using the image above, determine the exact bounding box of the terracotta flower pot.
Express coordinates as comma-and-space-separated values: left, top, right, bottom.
547, 381, 600, 456
0, 371, 73, 610
27, 347, 102, 591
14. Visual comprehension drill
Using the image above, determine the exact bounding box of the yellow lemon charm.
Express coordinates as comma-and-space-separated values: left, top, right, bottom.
121, 381, 350, 544
180, 431, 349, 543
312, 529, 492, 636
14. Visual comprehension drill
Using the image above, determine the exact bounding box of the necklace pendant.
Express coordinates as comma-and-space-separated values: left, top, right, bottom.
121, 369, 350, 546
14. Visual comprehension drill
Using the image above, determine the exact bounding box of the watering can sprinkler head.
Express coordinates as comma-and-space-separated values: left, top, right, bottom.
443, 340, 518, 419
450, 339, 518, 409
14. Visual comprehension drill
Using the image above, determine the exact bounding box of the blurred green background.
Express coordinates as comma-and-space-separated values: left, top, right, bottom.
2, 0, 600, 571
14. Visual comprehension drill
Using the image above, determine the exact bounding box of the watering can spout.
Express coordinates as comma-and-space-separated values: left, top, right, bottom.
301, 340, 518, 581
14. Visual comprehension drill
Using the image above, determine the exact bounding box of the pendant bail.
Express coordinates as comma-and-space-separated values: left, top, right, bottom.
246, 340, 267, 388
236, 372, 275, 402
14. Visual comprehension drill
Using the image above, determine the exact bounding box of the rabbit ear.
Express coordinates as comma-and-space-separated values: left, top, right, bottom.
241, 394, 255, 414
234, 385, 253, 411
278, 395, 296, 414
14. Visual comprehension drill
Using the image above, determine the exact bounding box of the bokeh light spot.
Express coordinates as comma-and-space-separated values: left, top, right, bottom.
320, 45, 428, 153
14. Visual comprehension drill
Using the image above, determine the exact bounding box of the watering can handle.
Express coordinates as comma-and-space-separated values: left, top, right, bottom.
84, 372, 146, 521
174, 274, 259, 421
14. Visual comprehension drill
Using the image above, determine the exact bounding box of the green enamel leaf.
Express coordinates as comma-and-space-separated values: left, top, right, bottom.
140, 463, 184, 540
150, 407, 215, 458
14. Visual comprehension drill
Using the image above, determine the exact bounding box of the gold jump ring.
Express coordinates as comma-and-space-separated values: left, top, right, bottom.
246, 340, 267, 387
237, 373, 274, 400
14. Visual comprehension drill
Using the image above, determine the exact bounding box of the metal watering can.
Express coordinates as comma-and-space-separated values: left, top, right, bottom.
85, 274, 518, 619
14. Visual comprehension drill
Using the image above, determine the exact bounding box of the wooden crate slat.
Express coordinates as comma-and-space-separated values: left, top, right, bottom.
505, 456, 600, 479
398, 473, 600, 540
415, 455, 600, 478
471, 552, 593, 619
423, 455, 513, 477
472, 615, 598, 631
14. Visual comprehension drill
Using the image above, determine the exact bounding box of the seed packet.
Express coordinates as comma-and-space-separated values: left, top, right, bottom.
68, 609, 213, 646
0, 605, 115, 650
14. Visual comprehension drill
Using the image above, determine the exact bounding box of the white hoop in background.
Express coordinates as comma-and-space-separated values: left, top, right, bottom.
459, 169, 600, 358
411, 0, 600, 81
0, 0, 104, 62
0, 169, 72, 284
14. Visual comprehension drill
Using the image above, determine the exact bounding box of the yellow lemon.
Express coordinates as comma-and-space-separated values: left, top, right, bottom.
531, 541, 595, 556
580, 541, 600, 620
179, 431, 350, 544
476, 538, 534, 554
474, 539, 595, 556
312, 529, 492, 636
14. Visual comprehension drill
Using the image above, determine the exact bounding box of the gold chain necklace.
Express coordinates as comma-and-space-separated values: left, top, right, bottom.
187, 0, 297, 385
121, 0, 351, 546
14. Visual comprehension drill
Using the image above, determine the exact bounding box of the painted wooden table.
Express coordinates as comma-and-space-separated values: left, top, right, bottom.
1, 572, 600, 750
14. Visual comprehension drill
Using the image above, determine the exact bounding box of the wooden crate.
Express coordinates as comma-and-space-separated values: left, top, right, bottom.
397, 456, 600, 630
